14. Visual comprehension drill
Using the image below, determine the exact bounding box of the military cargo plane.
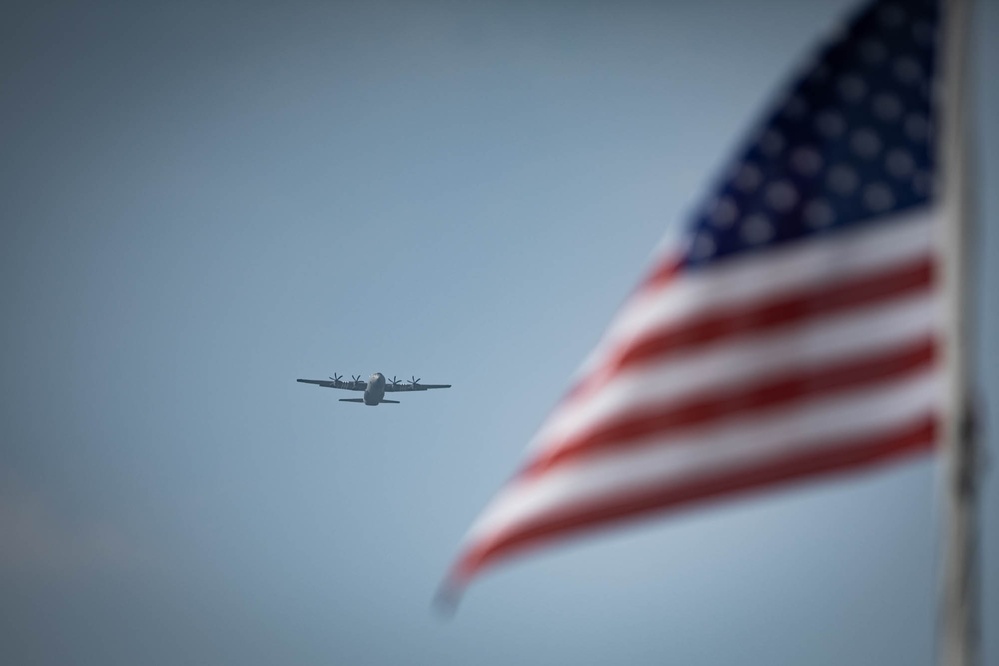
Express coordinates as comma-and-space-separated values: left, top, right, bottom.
296, 373, 451, 405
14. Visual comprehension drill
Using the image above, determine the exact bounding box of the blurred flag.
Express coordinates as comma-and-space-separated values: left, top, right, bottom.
447, 0, 949, 592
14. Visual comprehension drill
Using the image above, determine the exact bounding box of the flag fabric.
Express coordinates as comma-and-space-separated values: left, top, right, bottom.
448, 0, 945, 591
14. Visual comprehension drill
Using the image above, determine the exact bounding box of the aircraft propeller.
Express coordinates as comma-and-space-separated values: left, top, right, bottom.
329, 373, 343, 383
409, 376, 421, 387
390, 376, 403, 387
351, 374, 362, 384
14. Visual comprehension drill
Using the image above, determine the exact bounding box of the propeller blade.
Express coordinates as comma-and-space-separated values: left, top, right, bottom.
409, 376, 421, 386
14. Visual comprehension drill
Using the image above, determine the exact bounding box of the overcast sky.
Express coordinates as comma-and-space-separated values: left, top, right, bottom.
1, 1, 997, 664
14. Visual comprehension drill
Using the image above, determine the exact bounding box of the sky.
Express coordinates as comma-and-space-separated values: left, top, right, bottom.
1, 1, 997, 665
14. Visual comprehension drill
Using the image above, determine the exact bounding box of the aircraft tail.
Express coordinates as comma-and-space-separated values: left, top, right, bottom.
337, 398, 400, 404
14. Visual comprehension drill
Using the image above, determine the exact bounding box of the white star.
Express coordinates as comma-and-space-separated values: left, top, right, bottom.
912, 20, 935, 47
710, 196, 739, 227
741, 214, 774, 245
838, 74, 867, 103
734, 163, 763, 192
894, 56, 923, 85
790, 146, 823, 177
912, 170, 933, 196
886, 148, 916, 178
850, 128, 882, 159
691, 233, 716, 260
905, 113, 930, 142
828, 164, 859, 196
920, 79, 934, 102
766, 180, 799, 212
759, 129, 785, 157
864, 182, 896, 211
783, 95, 809, 120
878, 4, 905, 29
804, 199, 835, 228
809, 62, 830, 83
816, 111, 846, 138
873, 93, 902, 121
859, 39, 887, 64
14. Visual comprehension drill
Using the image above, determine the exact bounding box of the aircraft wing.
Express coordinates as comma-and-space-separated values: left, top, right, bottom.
384, 382, 451, 392
296, 378, 366, 391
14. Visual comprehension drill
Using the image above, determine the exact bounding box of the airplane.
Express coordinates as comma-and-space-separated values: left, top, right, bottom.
296, 372, 451, 406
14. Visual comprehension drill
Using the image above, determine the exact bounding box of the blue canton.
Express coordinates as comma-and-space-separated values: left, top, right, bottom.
685, 0, 939, 267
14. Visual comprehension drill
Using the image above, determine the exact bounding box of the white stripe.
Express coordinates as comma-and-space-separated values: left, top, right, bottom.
530, 291, 940, 452
573, 208, 938, 383
467, 371, 939, 543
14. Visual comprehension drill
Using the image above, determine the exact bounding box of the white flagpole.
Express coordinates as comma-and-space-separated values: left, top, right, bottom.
938, 0, 979, 664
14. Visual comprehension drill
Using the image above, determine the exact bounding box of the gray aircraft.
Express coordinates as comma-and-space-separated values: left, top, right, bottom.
296, 373, 451, 405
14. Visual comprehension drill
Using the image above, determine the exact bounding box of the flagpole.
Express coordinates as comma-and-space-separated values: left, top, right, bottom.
937, 0, 979, 664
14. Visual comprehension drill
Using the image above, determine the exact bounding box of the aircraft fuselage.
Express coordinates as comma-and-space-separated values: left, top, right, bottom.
364, 372, 386, 405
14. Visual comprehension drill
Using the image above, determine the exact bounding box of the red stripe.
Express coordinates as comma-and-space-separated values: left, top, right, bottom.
564, 256, 935, 403
637, 255, 683, 293
452, 414, 937, 584
522, 336, 937, 479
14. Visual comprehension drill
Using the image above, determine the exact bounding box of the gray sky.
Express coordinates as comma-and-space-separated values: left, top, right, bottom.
1, 1, 996, 664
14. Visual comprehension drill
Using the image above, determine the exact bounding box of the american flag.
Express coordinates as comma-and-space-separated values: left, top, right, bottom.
447, 0, 945, 592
